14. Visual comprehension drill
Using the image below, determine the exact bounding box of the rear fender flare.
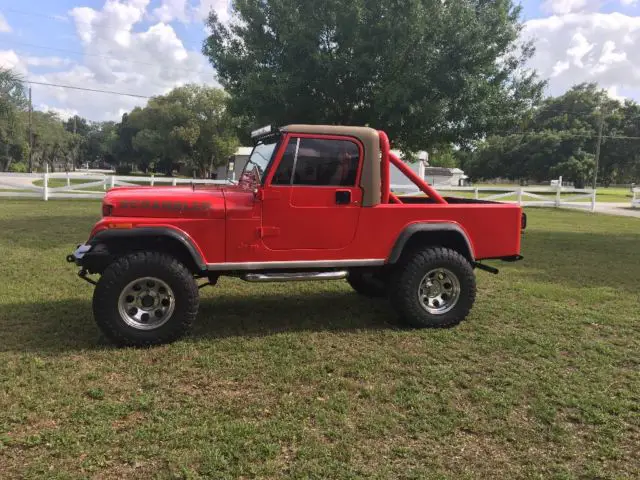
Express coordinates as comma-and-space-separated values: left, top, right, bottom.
387, 223, 475, 264
89, 227, 207, 271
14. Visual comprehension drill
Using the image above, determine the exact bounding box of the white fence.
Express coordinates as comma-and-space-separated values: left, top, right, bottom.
391, 184, 598, 212
632, 188, 640, 209
0, 172, 601, 212
0, 172, 229, 200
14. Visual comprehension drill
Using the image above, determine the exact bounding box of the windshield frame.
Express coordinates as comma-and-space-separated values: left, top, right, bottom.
239, 135, 282, 187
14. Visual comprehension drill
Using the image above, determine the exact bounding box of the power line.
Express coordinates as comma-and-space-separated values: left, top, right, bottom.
488, 131, 640, 141
0, 40, 209, 76
26, 80, 151, 99
3, 7, 70, 23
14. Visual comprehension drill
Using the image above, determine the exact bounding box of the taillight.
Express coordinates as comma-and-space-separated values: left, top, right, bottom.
102, 203, 113, 217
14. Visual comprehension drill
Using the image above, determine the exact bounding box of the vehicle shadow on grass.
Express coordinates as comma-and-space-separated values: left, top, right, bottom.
0, 291, 397, 355
517, 230, 640, 294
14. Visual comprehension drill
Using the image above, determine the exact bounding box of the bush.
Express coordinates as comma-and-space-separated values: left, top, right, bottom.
115, 164, 132, 175
9, 162, 27, 173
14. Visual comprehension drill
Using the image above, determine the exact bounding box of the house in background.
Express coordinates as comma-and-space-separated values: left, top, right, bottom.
423, 167, 468, 187
214, 147, 253, 180
390, 150, 469, 191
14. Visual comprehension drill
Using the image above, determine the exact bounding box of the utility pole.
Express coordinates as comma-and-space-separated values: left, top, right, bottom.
73, 115, 77, 172
28, 87, 33, 173
593, 104, 605, 190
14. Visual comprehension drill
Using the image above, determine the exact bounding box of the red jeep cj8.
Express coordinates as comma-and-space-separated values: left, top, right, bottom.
68, 124, 526, 346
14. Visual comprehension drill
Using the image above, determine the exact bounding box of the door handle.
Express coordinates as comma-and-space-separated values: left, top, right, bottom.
335, 190, 351, 205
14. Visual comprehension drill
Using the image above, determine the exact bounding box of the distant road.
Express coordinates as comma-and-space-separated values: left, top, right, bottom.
589, 203, 640, 218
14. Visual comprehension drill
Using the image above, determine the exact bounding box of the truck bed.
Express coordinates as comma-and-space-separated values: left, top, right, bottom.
397, 196, 500, 205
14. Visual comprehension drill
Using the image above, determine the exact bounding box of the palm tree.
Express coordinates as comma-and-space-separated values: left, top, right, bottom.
0, 68, 27, 171
0, 67, 26, 115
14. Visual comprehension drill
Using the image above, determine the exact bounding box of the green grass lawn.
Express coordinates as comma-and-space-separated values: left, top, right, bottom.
0, 200, 638, 479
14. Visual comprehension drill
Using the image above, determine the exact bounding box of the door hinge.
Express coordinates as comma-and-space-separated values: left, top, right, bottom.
258, 226, 280, 238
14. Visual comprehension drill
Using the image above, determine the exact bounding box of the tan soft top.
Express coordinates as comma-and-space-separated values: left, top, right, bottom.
281, 124, 381, 206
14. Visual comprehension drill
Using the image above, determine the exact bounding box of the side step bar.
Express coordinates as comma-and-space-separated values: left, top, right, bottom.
241, 271, 348, 283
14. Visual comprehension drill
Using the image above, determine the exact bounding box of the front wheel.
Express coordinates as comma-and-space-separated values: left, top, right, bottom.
92, 251, 199, 347
390, 247, 476, 328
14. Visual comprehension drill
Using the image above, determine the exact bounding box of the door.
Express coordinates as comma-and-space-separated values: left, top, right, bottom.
261, 134, 364, 251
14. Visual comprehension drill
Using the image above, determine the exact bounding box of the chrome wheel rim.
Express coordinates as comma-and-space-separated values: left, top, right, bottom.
418, 268, 461, 315
117, 277, 175, 330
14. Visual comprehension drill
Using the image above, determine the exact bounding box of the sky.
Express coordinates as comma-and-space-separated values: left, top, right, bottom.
0, 0, 639, 122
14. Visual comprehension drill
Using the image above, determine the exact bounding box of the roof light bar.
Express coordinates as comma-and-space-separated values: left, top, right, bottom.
251, 125, 275, 139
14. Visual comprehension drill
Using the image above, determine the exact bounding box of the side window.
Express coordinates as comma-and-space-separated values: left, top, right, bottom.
293, 138, 360, 186
271, 138, 299, 185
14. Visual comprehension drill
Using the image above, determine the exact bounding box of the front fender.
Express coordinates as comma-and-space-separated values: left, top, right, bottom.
87, 226, 207, 271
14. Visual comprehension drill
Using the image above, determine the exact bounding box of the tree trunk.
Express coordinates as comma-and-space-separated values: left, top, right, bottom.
3, 143, 11, 172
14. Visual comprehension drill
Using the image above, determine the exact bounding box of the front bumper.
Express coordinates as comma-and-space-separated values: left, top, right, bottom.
66, 244, 92, 266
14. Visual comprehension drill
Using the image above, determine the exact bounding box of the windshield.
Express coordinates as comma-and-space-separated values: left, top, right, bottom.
239, 139, 279, 186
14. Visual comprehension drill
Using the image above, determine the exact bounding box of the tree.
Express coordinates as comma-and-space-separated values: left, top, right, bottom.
63, 115, 91, 137
598, 100, 640, 185
125, 85, 239, 177
112, 112, 139, 170
0, 68, 27, 172
467, 83, 640, 186
30, 111, 74, 172
428, 144, 459, 168
86, 121, 118, 166
203, 0, 544, 152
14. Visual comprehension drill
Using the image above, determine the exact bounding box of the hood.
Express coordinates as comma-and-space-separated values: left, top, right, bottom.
103, 185, 227, 219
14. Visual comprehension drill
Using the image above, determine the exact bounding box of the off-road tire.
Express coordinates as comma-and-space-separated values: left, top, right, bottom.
93, 251, 199, 347
390, 247, 476, 328
347, 269, 388, 298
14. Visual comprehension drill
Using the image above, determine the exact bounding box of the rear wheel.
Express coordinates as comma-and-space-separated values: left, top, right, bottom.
390, 247, 476, 328
93, 251, 199, 347
347, 269, 388, 298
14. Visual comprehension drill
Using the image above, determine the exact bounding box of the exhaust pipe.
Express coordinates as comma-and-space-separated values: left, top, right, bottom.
241, 271, 348, 283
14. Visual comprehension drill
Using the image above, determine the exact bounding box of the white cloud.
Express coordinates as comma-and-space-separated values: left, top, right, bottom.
26, 57, 73, 68
524, 13, 640, 99
620, 0, 638, 5
152, 0, 230, 23
541, 0, 606, 14
551, 60, 570, 77
197, 0, 230, 22
599, 40, 627, 64
542, 0, 590, 15
0, 50, 28, 75
38, 104, 79, 121
154, 0, 189, 22
0, 12, 11, 33
567, 32, 594, 67
18, 0, 219, 121
605, 85, 625, 102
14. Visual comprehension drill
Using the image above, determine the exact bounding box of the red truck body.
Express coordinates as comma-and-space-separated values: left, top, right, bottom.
87, 127, 523, 270
68, 124, 525, 346
93, 185, 522, 266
